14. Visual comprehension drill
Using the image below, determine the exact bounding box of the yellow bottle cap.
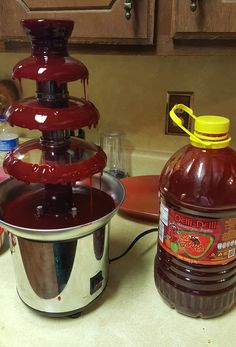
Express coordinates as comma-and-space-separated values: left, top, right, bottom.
169, 104, 231, 149
195, 115, 229, 135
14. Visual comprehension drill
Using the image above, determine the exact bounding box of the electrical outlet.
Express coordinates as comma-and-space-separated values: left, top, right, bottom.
165, 91, 194, 135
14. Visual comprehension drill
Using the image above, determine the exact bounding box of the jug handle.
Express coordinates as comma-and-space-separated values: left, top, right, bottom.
169, 104, 210, 147
169, 104, 197, 136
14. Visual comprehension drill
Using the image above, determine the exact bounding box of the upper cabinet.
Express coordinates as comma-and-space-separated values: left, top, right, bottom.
2, 0, 235, 54
157, 0, 236, 55
173, 0, 236, 42
0, 0, 156, 50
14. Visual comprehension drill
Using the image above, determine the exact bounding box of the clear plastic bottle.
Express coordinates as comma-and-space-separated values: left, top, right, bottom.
0, 114, 19, 165
154, 104, 236, 318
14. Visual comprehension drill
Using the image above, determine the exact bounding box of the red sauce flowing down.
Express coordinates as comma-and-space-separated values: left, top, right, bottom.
13, 56, 88, 84
6, 98, 99, 131
154, 145, 236, 318
3, 139, 106, 185
13, 19, 88, 83
2, 19, 111, 232
3, 149, 106, 185
3, 19, 104, 182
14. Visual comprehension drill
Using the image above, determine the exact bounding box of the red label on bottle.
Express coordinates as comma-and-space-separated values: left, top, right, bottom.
158, 201, 236, 265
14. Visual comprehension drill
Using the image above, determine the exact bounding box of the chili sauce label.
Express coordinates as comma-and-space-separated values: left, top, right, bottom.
158, 201, 236, 265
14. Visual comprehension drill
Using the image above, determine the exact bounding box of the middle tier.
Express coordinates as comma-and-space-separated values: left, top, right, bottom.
3, 138, 106, 184
6, 97, 99, 130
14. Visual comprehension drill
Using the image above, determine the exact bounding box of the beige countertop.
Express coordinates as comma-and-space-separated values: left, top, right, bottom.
0, 212, 235, 347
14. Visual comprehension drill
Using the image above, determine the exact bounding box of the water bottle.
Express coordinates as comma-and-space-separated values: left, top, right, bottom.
0, 114, 19, 165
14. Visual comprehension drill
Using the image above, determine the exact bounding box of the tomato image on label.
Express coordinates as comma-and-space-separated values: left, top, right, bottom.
177, 230, 214, 259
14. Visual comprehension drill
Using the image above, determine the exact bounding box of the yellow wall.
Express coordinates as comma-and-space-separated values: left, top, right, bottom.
1, 52, 236, 155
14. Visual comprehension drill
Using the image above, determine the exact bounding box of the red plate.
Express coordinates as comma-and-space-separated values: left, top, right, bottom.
120, 175, 160, 222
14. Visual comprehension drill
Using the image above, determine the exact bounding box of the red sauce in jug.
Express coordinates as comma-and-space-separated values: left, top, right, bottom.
154, 106, 236, 318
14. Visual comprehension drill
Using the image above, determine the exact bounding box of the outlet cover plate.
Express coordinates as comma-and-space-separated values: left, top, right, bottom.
165, 91, 194, 135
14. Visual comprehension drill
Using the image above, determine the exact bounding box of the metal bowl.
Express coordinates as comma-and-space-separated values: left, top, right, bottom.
0, 172, 125, 241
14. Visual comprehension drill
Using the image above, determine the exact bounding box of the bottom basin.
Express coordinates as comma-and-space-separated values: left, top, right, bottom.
0, 172, 125, 241
0, 173, 124, 315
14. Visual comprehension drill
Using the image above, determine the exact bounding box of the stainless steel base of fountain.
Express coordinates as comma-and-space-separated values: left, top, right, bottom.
0, 173, 125, 317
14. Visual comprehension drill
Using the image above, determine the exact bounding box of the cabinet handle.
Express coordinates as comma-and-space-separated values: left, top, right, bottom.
124, 0, 133, 20
190, 0, 197, 12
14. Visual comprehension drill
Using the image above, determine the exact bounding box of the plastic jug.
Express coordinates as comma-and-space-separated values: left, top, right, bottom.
154, 104, 236, 318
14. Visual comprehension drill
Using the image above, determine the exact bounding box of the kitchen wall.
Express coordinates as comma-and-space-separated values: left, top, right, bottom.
1, 52, 236, 174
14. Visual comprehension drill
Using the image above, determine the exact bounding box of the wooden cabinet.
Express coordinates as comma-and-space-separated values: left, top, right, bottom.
2, 0, 235, 54
157, 0, 236, 55
0, 0, 156, 50
172, 0, 236, 42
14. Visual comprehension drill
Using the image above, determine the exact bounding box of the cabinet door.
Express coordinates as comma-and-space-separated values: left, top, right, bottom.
172, 0, 236, 42
0, 0, 156, 49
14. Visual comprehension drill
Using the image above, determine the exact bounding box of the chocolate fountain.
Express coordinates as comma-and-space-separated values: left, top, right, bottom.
0, 19, 124, 317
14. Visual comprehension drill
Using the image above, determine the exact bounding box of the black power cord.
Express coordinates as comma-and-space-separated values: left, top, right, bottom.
109, 227, 158, 263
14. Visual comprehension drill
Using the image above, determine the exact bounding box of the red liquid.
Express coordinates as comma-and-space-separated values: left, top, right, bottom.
13, 55, 88, 84
2, 19, 111, 235
6, 98, 99, 131
3, 138, 106, 185
154, 145, 236, 318
4, 19, 103, 185
2, 186, 116, 229
13, 19, 88, 84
